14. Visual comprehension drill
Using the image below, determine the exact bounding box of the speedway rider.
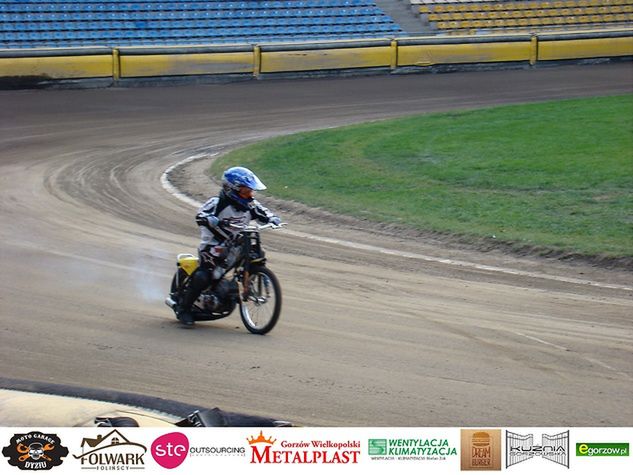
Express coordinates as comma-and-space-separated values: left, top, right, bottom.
176, 166, 281, 327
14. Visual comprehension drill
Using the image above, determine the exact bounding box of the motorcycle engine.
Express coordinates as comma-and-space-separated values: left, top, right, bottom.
200, 278, 238, 312
214, 279, 238, 303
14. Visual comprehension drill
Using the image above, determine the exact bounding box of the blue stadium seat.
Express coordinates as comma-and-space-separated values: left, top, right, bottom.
0, 0, 405, 48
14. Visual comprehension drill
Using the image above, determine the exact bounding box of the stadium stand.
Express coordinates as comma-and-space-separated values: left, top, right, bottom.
0, 0, 406, 48
408, 0, 633, 35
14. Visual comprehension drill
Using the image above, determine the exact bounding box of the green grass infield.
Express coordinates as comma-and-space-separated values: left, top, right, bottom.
212, 95, 633, 261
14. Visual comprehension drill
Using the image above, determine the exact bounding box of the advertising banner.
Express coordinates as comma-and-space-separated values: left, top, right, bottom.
1, 427, 631, 474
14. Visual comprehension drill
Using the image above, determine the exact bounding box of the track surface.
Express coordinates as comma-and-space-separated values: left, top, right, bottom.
1, 64, 632, 426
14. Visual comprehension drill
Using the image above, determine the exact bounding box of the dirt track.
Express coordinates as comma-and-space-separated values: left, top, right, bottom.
1, 64, 632, 426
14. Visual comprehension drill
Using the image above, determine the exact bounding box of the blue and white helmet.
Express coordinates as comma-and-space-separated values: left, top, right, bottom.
222, 166, 267, 192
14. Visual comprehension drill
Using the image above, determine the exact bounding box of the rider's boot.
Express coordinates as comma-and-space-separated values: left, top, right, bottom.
176, 268, 213, 327
176, 286, 197, 327
177, 308, 195, 327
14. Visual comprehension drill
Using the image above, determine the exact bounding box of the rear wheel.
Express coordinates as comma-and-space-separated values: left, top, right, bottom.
170, 268, 188, 295
169, 269, 189, 320
239, 266, 281, 335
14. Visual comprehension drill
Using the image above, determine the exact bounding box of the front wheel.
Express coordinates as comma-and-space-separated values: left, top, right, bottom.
239, 266, 281, 335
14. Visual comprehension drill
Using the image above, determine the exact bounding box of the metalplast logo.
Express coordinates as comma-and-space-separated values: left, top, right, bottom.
247, 431, 360, 464
151, 432, 189, 469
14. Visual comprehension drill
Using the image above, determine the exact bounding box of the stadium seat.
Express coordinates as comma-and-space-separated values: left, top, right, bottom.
421, 0, 633, 33
0, 0, 406, 48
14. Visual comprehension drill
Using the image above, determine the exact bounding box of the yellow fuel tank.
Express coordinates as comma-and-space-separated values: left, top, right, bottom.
177, 253, 199, 276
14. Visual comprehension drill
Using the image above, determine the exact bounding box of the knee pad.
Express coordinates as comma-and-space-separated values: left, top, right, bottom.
190, 269, 212, 291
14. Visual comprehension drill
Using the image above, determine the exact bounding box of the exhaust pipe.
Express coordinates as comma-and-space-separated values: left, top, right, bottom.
164, 297, 176, 309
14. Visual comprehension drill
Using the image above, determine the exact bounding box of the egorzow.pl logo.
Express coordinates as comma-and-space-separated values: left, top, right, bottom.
2, 432, 69, 470
577, 443, 629, 457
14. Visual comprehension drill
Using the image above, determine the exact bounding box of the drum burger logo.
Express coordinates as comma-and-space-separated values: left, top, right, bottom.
460, 429, 502, 471
247, 431, 360, 464
2, 432, 68, 470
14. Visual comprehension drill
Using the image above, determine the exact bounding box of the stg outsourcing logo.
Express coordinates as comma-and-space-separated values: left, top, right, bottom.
2, 432, 69, 471
247, 431, 361, 464
150, 431, 246, 468
368, 436, 457, 461
151, 432, 189, 469
506, 430, 570, 469
73, 429, 147, 470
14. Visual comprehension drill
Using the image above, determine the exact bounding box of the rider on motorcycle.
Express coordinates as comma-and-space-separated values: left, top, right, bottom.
176, 166, 281, 327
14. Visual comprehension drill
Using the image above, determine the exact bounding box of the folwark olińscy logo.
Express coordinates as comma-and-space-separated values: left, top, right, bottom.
460, 429, 502, 471
73, 429, 147, 470
368, 437, 457, 460
2, 432, 68, 470
577, 442, 629, 457
506, 430, 570, 469
248, 431, 360, 464
151, 432, 189, 469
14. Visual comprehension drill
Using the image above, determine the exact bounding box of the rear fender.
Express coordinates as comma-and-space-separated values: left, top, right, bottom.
177, 253, 199, 276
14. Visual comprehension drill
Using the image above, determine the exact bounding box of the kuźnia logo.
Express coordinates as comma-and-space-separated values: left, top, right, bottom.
151, 432, 189, 469
506, 430, 570, 468
73, 430, 147, 470
2, 432, 68, 470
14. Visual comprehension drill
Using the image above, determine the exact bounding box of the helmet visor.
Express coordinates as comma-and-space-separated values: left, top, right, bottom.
246, 173, 267, 191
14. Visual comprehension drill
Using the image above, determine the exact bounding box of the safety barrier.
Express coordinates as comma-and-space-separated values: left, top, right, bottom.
536, 29, 633, 59
0, 29, 630, 86
0, 47, 113, 79
396, 35, 535, 66
119, 45, 254, 78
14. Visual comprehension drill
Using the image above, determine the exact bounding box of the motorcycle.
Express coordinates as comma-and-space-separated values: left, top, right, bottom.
165, 223, 284, 334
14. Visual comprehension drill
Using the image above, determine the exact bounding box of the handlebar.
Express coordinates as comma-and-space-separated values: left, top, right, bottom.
224, 222, 287, 232
258, 222, 287, 231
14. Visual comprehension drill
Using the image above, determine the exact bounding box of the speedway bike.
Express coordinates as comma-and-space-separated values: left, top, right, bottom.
165, 223, 284, 334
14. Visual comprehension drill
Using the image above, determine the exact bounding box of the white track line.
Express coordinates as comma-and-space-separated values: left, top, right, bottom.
509, 330, 632, 381
511, 331, 570, 352
161, 155, 633, 292
160, 154, 208, 208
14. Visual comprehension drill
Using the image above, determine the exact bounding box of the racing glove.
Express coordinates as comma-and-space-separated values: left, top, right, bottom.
196, 214, 219, 229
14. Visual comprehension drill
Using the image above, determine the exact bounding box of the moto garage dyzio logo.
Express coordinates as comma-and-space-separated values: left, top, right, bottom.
2, 432, 68, 470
